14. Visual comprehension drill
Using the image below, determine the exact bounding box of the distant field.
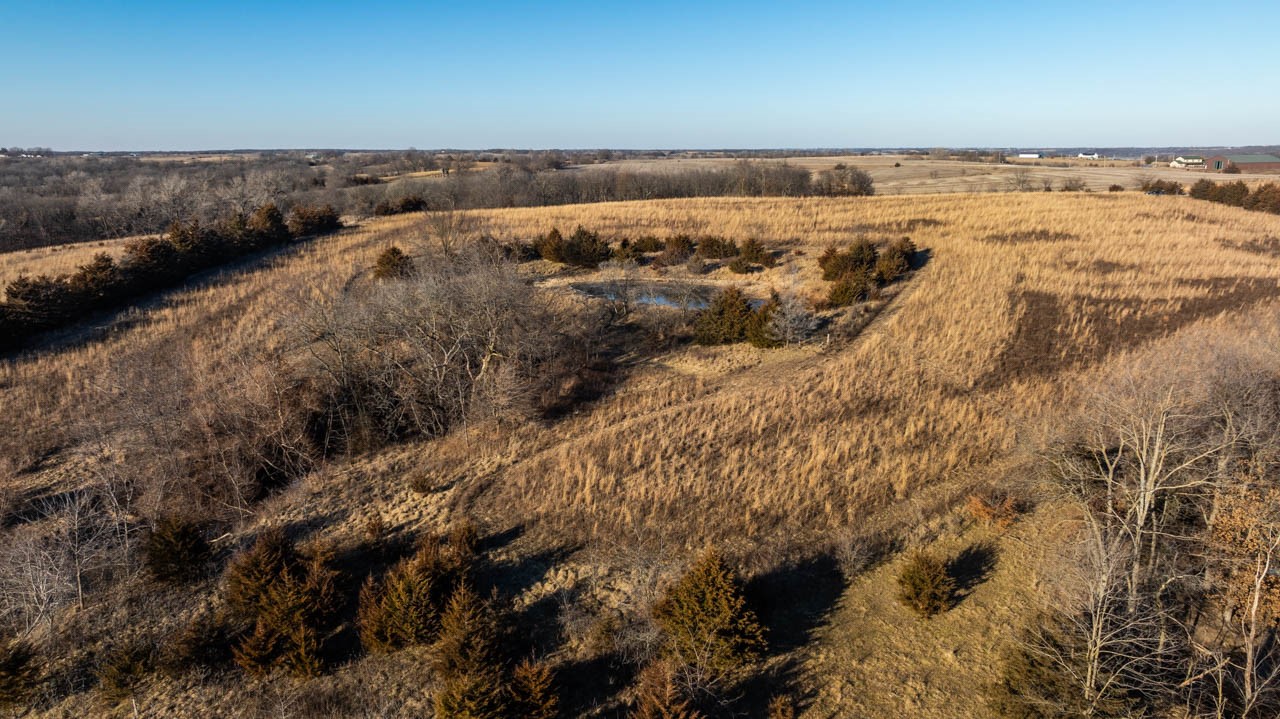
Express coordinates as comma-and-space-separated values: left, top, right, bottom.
582, 153, 1280, 194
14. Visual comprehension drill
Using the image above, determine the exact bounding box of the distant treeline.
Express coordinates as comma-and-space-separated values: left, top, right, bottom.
371, 161, 873, 217
0, 151, 872, 252
0, 204, 341, 352
1188, 179, 1280, 214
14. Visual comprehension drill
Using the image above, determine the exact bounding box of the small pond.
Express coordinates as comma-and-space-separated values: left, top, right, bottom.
570, 281, 764, 310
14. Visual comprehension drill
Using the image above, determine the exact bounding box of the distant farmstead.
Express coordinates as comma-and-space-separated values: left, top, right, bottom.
1018, 153, 1041, 159
1205, 154, 1280, 173
1077, 152, 1100, 160
1170, 156, 1205, 169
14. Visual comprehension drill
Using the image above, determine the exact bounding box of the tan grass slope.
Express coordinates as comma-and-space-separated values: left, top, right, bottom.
6, 193, 1280, 717
5, 194, 1280, 552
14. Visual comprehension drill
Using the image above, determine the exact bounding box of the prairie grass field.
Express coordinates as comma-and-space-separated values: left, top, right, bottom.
5, 191, 1280, 717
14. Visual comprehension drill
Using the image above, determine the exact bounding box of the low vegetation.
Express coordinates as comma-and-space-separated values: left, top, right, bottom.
5, 191, 1280, 716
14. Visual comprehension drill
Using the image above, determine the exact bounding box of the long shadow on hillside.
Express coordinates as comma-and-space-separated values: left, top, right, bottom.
978, 276, 1280, 389
731, 554, 846, 716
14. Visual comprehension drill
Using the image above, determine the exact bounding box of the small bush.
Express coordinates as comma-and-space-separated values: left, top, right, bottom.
1108, 184, 1124, 192
373, 246, 416, 280
746, 295, 783, 348
693, 288, 755, 345
225, 528, 302, 616
819, 240, 877, 281
96, 643, 153, 705
1139, 179, 1184, 195
826, 271, 871, 307
695, 236, 738, 259
632, 235, 665, 253
564, 226, 612, 267
247, 203, 290, 245
768, 695, 797, 719
143, 515, 211, 584
652, 550, 764, 679
726, 257, 753, 274
739, 238, 776, 267
535, 227, 611, 267
0, 640, 39, 712
358, 532, 472, 654
374, 195, 429, 216
965, 492, 1021, 530
896, 550, 955, 618
654, 235, 696, 266
535, 228, 567, 262
163, 613, 233, 675
287, 204, 343, 236
226, 531, 338, 677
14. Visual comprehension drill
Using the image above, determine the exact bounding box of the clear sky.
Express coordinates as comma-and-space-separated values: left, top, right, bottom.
2, 1, 1276, 151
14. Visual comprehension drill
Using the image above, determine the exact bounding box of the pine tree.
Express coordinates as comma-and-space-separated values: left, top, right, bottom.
896, 551, 955, 618
143, 515, 211, 584
652, 550, 764, 678
630, 662, 703, 719
510, 659, 558, 719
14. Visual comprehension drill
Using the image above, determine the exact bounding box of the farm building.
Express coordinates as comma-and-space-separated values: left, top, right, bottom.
1205, 154, 1280, 173
1170, 155, 1205, 169
1077, 152, 1100, 160
1018, 153, 1042, 159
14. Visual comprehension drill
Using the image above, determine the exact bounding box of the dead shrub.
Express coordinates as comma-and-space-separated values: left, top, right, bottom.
965, 492, 1022, 530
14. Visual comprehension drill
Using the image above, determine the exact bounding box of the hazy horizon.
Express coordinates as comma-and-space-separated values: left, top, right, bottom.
4, 1, 1278, 151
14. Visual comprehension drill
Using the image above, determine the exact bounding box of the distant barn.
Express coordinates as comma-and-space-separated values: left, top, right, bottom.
1205, 153, 1280, 173
1170, 155, 1205, 169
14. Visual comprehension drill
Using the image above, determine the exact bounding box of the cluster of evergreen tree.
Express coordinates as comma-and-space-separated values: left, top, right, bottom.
1189, 179, 1280, 214
0, 203, 341, 352
818, 236, 916, 307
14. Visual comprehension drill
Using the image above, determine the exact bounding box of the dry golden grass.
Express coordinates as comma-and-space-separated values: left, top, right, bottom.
10, 192, 1280, 717
0, 236, 136, 285
7, 194, 1280, 550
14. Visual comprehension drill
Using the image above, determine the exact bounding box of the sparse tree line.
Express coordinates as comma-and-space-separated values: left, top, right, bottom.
987, 338, 1280, 718
0, 203, 342, 352
1190, 180, 1280, 215
363, 160, 869, 219
1, 153, 874, 252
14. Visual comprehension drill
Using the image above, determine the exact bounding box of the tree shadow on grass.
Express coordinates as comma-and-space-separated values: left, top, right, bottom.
948, 540, 998, 605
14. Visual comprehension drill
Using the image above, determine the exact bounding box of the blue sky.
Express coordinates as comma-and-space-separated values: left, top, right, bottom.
1, 1, 1276, 150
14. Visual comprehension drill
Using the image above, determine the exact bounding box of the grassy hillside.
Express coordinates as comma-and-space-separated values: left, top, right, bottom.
4, 193, 1280, 717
